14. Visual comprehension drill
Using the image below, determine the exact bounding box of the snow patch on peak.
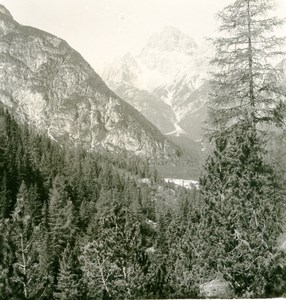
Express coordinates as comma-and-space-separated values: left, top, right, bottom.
134, 59, 171, 92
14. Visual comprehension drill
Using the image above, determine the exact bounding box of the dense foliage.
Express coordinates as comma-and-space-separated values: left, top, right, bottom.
1, 2, 286, 298
0, 102, 285, 299
0, 108, 200, 299
198, 0, 286, 297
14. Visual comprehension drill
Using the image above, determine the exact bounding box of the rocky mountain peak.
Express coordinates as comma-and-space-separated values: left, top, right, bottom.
0, 4, 13, 19
144, 26, 197, 55
137, 26, 201, 77
102, 52, 141, 90
122, 52, 136, 63
0, 4, 17, 35
102, 26, 209, 140
0, 4, 178, 160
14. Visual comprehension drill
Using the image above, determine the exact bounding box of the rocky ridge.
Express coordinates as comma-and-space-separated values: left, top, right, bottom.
0, 5, 179, 160
102, 26, 211, 141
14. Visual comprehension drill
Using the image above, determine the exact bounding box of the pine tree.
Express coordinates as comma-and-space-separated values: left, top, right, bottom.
0, 174, 9, 219
200, 126, 284, 294
166, 192, 204, 298
55, 243, 84, 299
208, 0, 285, 135
0, 219, 15, 299
48, 175, 76, 282
10, 182, 41, 299
80, 186, 149, 298
199, 0, 286, 297
33, 205, 54, 299
79, 240, 116, 299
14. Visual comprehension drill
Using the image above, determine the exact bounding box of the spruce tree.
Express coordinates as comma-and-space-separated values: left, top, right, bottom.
0, 219, 15, 299
199, 0, 286, 297
10, 183, 41, 299
55, 243, 84, 299
48, 175, 76, 283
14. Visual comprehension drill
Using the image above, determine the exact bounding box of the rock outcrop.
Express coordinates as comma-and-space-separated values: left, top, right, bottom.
199, 276, 234, 298
0, 5, 178, 160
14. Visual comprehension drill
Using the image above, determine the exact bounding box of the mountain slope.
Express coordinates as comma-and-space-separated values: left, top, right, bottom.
102, 26, 210, 140
0, 5, 178, 160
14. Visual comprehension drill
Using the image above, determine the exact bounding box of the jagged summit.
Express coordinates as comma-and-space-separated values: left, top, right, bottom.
103, 27, 209, 140
0, 4, 17, 36
144, 26, 197, 54
0, 4, 13, 19
161, 26, 182, 35
103, 52, 142, 90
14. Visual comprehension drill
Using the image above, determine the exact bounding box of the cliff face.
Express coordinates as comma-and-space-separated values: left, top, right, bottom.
102, 27, 210, 141
0, 5, 178, 160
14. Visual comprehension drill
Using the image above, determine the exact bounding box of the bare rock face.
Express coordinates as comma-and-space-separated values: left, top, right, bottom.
0, 5, 178, 160
199, 276, 234, 298
102, 27, 210, 141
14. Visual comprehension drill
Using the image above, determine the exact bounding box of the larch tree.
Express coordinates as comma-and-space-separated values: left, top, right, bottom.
198, 0, 286, 297
208, 0, 285, 133
10, 182, 42, 299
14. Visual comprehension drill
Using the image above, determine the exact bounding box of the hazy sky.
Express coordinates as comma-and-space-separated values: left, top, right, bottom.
1, 0, 286, 70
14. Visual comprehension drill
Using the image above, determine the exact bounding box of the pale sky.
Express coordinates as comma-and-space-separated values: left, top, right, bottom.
1, 0, 286, 71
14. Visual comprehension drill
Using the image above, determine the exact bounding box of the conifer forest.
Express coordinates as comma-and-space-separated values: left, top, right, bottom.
1, 0, 286, 299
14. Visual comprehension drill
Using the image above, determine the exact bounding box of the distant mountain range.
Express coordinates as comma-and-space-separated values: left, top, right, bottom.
103, 26, 286, 146
0, 5, 179, 160
102, 26, 211, 142
1, 3, 284, 177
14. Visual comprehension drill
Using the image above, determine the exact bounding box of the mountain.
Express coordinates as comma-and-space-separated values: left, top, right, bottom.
102, 26, 210, 141
0, 5, 178, 160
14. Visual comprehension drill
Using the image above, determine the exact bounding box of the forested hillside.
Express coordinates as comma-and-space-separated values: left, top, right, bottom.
0, 107, 198, 299
0, 104, 285, 299
1, 0, 286, 298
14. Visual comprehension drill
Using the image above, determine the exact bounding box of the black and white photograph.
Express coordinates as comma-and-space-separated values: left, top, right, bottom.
0, 0, 286, 298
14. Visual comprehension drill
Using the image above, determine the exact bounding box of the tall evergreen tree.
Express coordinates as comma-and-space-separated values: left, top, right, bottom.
208, 0, 285, 134
55, 243, 85, 299
9, 183, 42, 299
0, 219, 15, 299
199, 0, 286, 297
48, 175, 76, 283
